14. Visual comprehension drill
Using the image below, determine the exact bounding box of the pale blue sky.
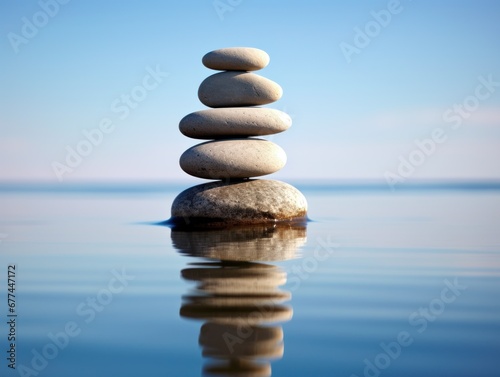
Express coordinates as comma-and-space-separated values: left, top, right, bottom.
1, 0, 499, 184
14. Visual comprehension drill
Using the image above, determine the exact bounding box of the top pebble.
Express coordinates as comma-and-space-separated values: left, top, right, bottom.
202, 47, 270, 71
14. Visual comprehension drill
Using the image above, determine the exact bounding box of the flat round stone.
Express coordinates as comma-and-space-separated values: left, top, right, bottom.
202, 47, 270, 71
179, 139, 286, 179
179, 108, 291, 139
169, 179, 308, 227
198, 72, 282, 108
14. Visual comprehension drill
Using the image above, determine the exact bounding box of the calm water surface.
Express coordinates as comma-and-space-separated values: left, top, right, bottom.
0, 185, 499, 377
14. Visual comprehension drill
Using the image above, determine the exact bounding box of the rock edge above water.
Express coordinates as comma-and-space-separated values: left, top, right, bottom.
169, 179, 308, 228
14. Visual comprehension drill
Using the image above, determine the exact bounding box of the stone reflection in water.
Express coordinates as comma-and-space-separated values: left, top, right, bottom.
171, 223, 306, 262
172, 224, 306, 377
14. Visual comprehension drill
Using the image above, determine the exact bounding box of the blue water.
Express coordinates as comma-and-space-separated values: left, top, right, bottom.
0, 185, 499, 376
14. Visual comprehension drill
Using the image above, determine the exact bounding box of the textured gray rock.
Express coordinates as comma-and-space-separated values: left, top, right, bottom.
179, 139, 286, 179
170, 179, 308, 226
179, 108, 291, 139
198, 71, 282, 108
202, 47, 270, 71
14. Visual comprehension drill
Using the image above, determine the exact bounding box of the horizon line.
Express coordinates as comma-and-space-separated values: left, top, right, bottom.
1, 178, 500, 193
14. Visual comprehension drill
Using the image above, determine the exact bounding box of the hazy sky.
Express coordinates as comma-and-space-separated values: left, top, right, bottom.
1, 0, 499, 184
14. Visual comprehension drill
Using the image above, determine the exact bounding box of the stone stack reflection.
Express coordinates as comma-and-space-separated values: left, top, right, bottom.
174, 224, 306, 377
181, 262, 291, 376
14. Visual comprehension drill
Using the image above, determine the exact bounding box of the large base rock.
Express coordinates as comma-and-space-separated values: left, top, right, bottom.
170, 179, 307, 228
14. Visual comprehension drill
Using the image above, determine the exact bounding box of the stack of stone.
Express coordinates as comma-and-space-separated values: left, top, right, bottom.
171, 47, 307, 227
